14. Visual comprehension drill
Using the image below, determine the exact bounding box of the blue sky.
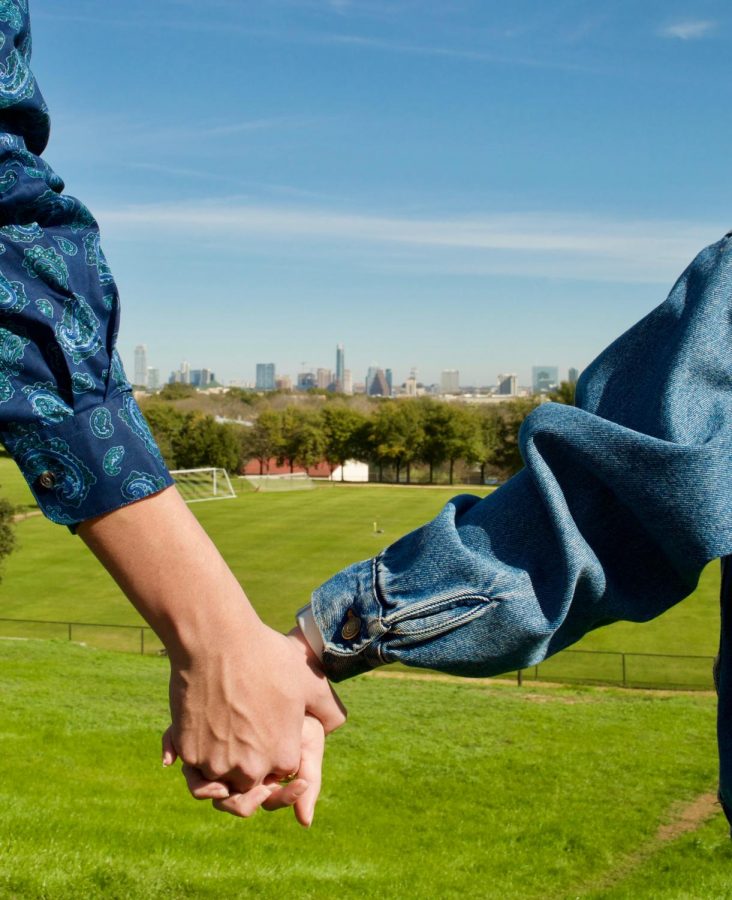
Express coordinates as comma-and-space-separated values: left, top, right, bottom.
29, 0, 732, 387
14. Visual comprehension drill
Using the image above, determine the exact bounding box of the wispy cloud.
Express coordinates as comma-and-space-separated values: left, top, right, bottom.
97, 201, 721, 285
660, 19, 717, 40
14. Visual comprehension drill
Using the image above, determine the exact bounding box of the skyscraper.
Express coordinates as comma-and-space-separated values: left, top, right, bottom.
497, 373, 517, 396
385, 368, 393, 395
532, 365, 559, 394
336, 344, 345, 391
568, 367, 579, 385
367, 368, 389, 397
256, 363, 276, 391
343, 369, 353, 395
147, 367, 160, 391
134, 345, 147, 388
441, 369, 460, 394
316, 368, 332, 390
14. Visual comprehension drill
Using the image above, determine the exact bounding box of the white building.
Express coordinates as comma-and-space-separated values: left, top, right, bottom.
441, 369, 460, 394
134, 345, 147, 388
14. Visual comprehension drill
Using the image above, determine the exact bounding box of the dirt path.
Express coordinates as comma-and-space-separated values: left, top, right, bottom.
12, 509, 42, 523
569, 791, 720, 897
369, 668, 716, 699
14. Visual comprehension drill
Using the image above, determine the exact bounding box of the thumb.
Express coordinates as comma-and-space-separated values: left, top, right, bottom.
307, 681, 347, 736
162, 725, 178, 767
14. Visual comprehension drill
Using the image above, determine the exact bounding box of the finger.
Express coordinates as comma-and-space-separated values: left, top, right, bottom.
260, 778, 308, 812
162, 726, 177, 767
294, 716, 325, 828
212, 783, 274, 818
181, 763, 230, 801
308, 683, 347, 736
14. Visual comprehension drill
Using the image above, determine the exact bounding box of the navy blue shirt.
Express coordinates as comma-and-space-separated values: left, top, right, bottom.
0, 5, 172, 525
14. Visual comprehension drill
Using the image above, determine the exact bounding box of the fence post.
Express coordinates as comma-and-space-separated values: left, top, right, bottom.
140, 628, 145, 656
68, 622, 72, 642
622, 653, 627, 687
517, 669, 523, 687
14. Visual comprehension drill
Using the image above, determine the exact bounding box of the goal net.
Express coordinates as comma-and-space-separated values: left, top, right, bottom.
244, 473, 314, 492
170, 467, 237, 504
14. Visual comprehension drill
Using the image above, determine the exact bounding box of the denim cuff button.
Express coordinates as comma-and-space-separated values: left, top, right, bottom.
341, 610, 361, 641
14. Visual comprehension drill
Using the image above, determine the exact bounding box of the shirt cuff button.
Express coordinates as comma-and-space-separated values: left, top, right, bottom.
37, 470, 56, 490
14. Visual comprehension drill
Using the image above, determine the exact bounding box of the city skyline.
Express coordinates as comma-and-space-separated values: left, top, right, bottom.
126, 340, 576, 391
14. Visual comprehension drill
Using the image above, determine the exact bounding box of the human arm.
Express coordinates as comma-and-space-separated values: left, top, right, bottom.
77, 484, 345, 817
304, 236, 732, 682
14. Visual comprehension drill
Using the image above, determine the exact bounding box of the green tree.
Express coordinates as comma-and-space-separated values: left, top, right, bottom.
492, 397, 541, 477
291, 411, 326, 473
419, 399, 452, 484
242, 409, 283, 475
158, 383, 198, 401
0, 496, 15, 577
172, 414, 241, 471
474, 406, 501, 484
443, 405, 483, 485
320, 405, 368, 480
142, 403, 187, 468
369, 401, 423, 483
548, 380, 577, 405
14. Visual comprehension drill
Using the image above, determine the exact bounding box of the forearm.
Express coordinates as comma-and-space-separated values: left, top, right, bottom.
308, 235, 732, 681
76, 485, 260, 663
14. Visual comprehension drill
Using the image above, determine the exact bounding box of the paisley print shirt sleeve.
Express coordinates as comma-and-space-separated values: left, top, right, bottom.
0, 3, 173, 525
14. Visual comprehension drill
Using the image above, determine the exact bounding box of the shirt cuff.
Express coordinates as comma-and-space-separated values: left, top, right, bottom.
1, 390, 173, 526
295, 603, 325, 661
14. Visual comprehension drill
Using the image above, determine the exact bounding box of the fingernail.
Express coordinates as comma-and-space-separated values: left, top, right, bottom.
162, 753, 173, 767
215, 788, 230, 799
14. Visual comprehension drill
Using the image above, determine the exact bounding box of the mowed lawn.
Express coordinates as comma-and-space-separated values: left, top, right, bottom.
0, 457, 721, 670
1, 639, 731, 900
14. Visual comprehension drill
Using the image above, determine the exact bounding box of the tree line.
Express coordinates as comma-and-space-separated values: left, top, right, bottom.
141, 382, 576, 484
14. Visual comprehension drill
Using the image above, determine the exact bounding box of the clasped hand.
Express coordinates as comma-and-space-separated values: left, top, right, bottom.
162, 622, 346, 827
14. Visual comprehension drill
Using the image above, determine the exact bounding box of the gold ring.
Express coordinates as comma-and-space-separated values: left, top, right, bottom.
280, 771, 299, 784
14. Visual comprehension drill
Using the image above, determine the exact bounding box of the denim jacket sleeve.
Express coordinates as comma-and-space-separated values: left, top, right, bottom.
312, 235, 732, 682
0, 6, 172, 525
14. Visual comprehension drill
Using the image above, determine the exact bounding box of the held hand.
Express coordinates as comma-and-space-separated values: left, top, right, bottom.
163, 714, 326, 826
167, 621, 344, 791
164, 623, 345, 823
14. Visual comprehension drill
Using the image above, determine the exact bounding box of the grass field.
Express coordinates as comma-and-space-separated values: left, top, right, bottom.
0, 457, 721, 682
1, 463, 731, 896
1, 639, 731, 900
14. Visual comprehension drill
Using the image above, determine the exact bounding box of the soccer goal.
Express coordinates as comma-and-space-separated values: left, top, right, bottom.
170, 467, 237, 504
244, 472, 315, 492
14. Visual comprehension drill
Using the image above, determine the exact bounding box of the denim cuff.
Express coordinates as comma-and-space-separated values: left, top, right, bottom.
311, 557, 390, 681
1, 390, 173, 526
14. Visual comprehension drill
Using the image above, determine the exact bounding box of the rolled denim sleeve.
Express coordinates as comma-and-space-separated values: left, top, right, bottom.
313, 235, 732, 681
0, 6, 172, 525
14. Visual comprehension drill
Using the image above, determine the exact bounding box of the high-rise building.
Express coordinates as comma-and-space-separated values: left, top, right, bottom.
134, 345, 147, 388
336, 344, 345, 391
256, 363, 276, 391
297, 371, 316, 390
343, 369, 353, 395
316, 368, 333, 390
568, 367, 579, 385
180, 361, 191, 385
366, 367, 389, 397
532, 365, 559, 394
441, 369, 460, 394
147, 367, 160, 391
276, 374, 293, 391
497, 373, 517, 396
385, 368, 393, 395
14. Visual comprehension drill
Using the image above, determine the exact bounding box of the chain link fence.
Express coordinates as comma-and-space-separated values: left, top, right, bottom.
0, 617, 717, 690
